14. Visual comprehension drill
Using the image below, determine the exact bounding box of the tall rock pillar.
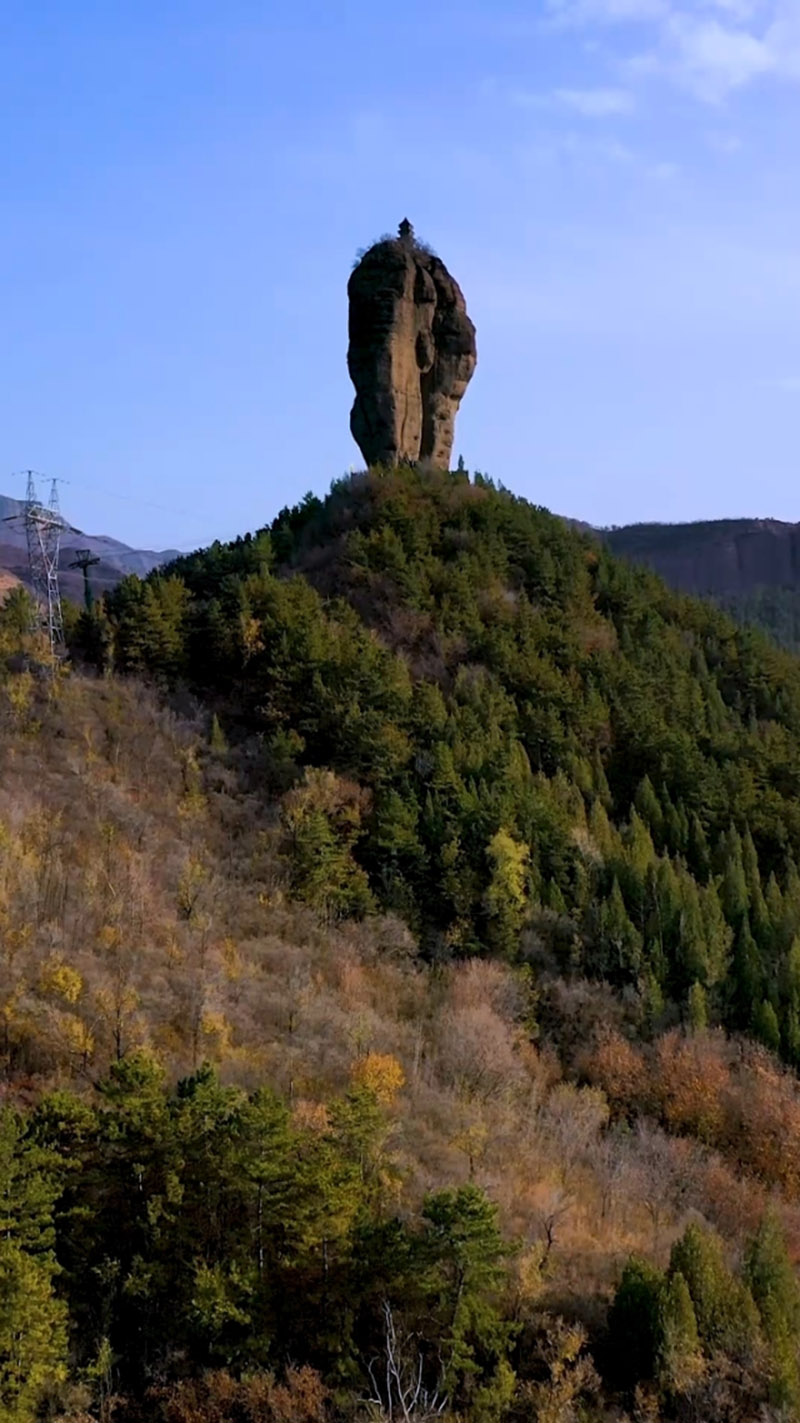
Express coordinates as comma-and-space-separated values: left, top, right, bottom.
347, 222, 476, 470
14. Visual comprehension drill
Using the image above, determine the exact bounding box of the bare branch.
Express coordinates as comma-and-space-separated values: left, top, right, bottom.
363, 1300, 449, 1422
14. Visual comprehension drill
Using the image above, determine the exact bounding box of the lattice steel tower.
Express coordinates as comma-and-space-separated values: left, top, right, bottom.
22, 471, 65, 652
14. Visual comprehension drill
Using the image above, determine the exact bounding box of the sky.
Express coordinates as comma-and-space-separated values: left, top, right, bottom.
3, 0, 800, 550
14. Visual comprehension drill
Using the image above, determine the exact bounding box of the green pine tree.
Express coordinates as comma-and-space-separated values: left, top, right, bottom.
0, 1242, 67, 1423
745, 1213, 800, 1411
687, 981, 708, 1032
754, 999, 781, 1053
659, 1270, 702, 1396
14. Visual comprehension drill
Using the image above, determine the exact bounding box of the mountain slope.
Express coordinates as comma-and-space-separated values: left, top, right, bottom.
8, 469, 800, 1420
3, 653, 800, 1421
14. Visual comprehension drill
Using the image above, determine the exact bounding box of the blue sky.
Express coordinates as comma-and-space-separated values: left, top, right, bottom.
3, 0, 800, 550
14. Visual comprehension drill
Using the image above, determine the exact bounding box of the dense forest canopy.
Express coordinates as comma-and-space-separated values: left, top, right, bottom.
7, 466, 800, 1421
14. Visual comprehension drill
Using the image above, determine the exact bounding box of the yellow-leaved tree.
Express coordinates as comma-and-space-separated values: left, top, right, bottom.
350, 1052, 405, 1105
485, 829, 530, 956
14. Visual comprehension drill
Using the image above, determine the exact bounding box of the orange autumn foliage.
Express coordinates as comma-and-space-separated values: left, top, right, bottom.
153, 1367, 328, 1423
579, 1028, 648, 1115
654, 1030, 729, 1143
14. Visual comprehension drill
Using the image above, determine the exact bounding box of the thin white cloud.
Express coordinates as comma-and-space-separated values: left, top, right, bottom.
546, 0, 800, 102
647, 158, 681, 177
508, 88, 550, 108
705, 0, 766, 19
555, 85, 637, 113
545, 0, 668, 24
777, 375, 800, 391
511, 84, 635, 114
765, 1, 800, 78
706, 128, 744, 150
515, 131, 636, 166
547, 0, 766, 23
563, 134, 636, 161
660, 13, 773, 99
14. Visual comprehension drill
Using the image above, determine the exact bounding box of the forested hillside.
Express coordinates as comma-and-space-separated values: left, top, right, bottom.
8, 467, 800, 1420
98, 467, 800, 1052
718, 586, 800, 656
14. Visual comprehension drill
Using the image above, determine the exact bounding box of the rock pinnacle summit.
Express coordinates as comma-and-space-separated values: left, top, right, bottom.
347, 223, 477, 470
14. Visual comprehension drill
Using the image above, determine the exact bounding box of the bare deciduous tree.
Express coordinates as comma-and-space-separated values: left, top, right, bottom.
365, 1301, 448, 1423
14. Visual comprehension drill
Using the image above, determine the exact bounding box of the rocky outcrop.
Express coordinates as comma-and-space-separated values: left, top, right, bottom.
347, 221, 476, 470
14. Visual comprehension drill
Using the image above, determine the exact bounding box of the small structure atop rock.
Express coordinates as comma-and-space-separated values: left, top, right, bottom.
347, 223, 477, 470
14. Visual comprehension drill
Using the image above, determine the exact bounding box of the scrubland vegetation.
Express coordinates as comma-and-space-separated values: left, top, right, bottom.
7, 467, 800, 1419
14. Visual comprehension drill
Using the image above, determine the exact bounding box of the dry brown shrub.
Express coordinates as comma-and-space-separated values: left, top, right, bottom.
282, 768, 372, 835
446, 957, 525, 1021
383, 604, 436, 654
433, 999, 524, 1102
156, 1371, 237, 1423
654, 1029, 729, 1143
243, 1367, 328, 1423
731, 1048, 800, 1194
579, 1028, 648, 1116
629, 1122, 698, 1253
153, 1367, 327, 1423
539, 977, 629, 1074
692, 1155, 766, 1242
539, 1082, 609, 1183
576, 615, 617, 656
426, 960, 530, 1103
517, 1316, 599, 1423
291, 1099, 331, 1134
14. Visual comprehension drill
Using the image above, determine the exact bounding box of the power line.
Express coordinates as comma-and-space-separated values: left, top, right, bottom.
9, 467, 193, 523
55, 474, 192, 521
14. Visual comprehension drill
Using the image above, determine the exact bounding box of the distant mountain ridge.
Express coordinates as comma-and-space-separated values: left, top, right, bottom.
603, 517, 800, 595
6, 485, 800, 650
0, 493, 178, 602
601, 516, 800, 653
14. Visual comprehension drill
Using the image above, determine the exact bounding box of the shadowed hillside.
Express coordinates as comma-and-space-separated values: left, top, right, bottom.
605, 517, 800, 651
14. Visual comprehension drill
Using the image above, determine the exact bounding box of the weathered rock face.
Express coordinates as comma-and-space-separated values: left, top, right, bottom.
347, 223, 476, 470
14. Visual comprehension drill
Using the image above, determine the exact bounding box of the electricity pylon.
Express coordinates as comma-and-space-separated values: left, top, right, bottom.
1, 471, 67, 652
27, 473, 66, 651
